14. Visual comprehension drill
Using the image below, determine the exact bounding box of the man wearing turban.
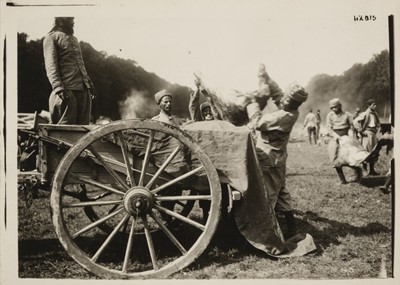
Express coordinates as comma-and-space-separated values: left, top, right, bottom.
43, 17, 96, 124
152, 89, 180, 125
326, 98, 368, 184
245, 75, 308, 239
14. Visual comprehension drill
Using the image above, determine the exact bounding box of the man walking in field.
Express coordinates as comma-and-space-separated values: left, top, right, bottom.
326, 98, 368, 184
43, 17, 96, 124
353, 99, 381, 175
244, 66, 308, 238
304, 109, 317, 145
315, 109, 322, 140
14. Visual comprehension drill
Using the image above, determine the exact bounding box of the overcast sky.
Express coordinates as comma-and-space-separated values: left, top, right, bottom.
12, 0, 397, 91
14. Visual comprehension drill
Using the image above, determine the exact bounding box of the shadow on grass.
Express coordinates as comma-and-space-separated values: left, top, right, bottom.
184, 213, 276, 273
19, 238, 66, 260
292, 210, 391, 255
288, 139, 306, 143
25, 208, 382, 276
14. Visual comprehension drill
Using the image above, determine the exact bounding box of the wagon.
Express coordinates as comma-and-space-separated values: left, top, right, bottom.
17, 113, 251, 279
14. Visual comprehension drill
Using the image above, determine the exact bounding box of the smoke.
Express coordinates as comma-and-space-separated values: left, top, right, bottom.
119, 89, 158, 119
301, 51, 391, 122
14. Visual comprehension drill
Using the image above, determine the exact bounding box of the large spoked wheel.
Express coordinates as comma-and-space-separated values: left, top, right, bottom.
50, 119, 222, 278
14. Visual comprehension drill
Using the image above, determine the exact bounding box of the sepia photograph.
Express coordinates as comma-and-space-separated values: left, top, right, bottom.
1, 0, 399, 283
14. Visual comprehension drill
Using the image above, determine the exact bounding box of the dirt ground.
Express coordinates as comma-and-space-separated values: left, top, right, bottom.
16, 132, 393, 279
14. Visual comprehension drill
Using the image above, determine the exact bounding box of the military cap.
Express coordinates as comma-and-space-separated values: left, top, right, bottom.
287, 84, 308, 103
154, 89, 172, 104
329, 98, 341, 108
200, 102, 211, 112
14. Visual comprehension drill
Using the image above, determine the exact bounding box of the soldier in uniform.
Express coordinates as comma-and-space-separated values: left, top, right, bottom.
152, 89, 180, 125
43, 17, 96, 124
189, 77, 223, 122
245, 77, 308, 238
353, 99, 381, 175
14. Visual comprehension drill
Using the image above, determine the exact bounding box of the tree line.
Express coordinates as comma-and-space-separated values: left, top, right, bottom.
17, 33, 192, 121
17, 33, 391, 122
303, 50, 391, 121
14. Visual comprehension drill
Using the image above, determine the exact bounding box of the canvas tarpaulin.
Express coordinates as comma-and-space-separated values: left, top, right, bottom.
181, 120, 316, 257
328, 135, 369, 167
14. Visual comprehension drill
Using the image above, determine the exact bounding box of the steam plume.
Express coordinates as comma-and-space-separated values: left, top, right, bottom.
119, 89, 158, 119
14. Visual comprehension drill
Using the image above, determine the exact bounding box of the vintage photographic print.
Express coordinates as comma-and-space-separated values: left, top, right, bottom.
1, 0, 399, 283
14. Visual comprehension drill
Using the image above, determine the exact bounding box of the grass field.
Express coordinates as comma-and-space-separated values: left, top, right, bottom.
17, 133, 393, 279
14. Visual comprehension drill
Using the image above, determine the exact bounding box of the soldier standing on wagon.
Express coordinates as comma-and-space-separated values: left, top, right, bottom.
43, 17, 96, 125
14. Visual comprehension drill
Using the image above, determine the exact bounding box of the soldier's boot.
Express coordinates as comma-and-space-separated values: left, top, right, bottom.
335, 167, 347, 184
380, 176, 391, 194
349, 166, 365, 182
368, 162, 380, 176
284, 211, 298, 239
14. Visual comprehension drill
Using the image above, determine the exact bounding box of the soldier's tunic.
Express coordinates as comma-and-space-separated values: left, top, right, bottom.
151, 112, 179, 126
353, 108, 381, 152
326, 110, 368, 167
43, 30, 94, 124
247, 102, 299, 212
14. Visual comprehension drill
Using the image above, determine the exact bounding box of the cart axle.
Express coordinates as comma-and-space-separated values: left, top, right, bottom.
123, 187, 154, 216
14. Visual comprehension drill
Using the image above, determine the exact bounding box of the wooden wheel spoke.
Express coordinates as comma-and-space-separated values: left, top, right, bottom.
82, 151, 144, 180
156, 195, 211, 202
117, 131, 136, 187
122, 217, 130, 233
87, 146, 130, 191
154, 204, 206, 231
63, 200, 122, 208
51, 120, 222, 278
72, 207, 125, 239
126, 129, 155, 140
91, 213, 131, 262
150, 211, 187, 255
68, 173, 125, 195
145, 144, 183, 189
142, 215, 159, 270
151, 166, 204, 195
80, 151, 172, 185
122, 217, 137, 273
138, 131, 155, 186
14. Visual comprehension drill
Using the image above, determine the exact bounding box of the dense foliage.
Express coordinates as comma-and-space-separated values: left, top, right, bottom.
17, 33, 391, 122
303, 50, 391, 120
17, 33, 192, 120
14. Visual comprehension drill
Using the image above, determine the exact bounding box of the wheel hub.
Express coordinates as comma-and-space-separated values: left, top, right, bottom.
123, 187, 154, 216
